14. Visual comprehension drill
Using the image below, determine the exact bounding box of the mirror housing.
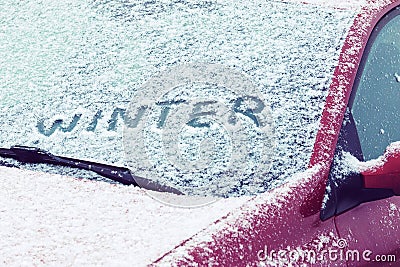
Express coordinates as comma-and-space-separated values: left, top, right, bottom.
362, 142, 400, 195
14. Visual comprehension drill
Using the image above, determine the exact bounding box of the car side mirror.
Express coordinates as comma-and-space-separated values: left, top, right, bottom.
361, 142, 400, 195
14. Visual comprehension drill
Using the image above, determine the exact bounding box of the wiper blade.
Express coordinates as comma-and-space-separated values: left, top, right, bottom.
0, 145, 183, 195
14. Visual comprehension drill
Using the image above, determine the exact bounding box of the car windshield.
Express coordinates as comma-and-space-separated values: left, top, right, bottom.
0, 0, 357, 197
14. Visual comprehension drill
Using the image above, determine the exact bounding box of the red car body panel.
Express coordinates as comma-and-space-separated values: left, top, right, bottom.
153, 167, 347, 266
336, 198, 400, 267
153, 0, 400, 266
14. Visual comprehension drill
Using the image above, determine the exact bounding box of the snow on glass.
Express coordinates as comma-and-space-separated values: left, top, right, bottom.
0, 0, 355, 196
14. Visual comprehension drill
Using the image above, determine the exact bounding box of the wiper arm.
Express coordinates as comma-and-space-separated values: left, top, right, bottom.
0, 145, 183, 195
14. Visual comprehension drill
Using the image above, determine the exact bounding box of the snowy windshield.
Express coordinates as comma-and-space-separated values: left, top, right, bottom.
0, 0, 356, 196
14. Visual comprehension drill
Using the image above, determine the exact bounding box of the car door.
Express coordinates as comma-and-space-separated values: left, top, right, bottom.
322, 6, 400, 266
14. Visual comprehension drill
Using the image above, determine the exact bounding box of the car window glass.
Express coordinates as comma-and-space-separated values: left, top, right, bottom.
0, 1, 356, 196
352, 14, 400, 161
322, 7, 400, 221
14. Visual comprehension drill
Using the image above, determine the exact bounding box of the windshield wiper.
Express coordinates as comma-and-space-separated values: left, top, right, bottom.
0, 145, 183, 195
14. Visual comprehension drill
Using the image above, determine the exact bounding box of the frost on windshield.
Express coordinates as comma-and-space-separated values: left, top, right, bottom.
0, 0, 356, 196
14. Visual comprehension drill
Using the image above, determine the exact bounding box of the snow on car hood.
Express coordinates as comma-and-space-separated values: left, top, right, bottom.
0, 165, 250, 266
0, 0, 357, 195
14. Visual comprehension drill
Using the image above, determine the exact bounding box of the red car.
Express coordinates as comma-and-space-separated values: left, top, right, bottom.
1, 0, 399, 266
149, 0, 400, 266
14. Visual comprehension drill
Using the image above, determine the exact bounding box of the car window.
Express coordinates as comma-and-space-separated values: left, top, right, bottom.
351, 12, 400, 161
322, 7, 400, 220
0, 0, 357, 196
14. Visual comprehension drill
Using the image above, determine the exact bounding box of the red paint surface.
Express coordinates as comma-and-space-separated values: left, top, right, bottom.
335, 197, 400, 267
363, 143, 400, 194
306, 0, 400, 225
153, 169, 346, 266
153, 0, 400, 266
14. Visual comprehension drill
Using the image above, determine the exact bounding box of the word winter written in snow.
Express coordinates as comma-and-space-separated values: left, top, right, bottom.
37, 96, 266, 136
